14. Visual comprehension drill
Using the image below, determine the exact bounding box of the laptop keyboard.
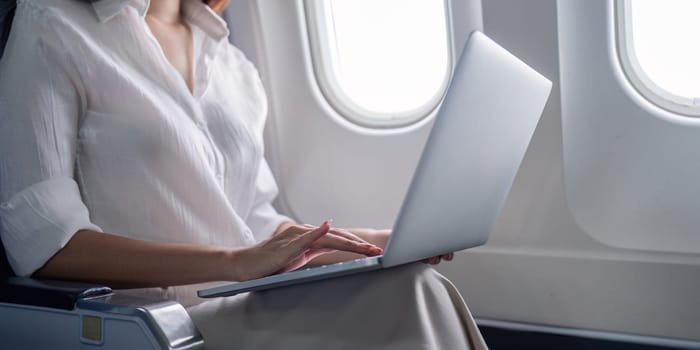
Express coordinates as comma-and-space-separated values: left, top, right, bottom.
295, 256, 381, 274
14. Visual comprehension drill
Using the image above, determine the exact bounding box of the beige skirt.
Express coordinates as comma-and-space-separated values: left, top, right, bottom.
182, 263, 488, 350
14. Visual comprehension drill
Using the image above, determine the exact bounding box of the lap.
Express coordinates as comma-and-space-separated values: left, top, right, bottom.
186, 263, 487, 350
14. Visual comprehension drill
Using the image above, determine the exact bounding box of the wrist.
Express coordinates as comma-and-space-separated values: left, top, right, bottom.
223, 245, 261, 282
219, 247, 246, 282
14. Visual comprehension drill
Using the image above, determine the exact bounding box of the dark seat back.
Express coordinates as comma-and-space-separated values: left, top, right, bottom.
0, 0, 16, 279
0, 0, 15, 59
0, 241, 13, 279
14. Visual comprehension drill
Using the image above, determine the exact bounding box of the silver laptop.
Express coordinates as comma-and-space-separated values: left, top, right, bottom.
198, 31, 552, 298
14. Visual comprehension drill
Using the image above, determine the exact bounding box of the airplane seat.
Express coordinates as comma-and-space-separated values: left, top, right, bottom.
0, 2, 204, 349
0, 0, 12, 57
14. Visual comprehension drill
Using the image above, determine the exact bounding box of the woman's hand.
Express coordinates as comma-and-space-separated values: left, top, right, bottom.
234, 221, 383, 281
369, 229, 454, 265
423, 253, 454, 265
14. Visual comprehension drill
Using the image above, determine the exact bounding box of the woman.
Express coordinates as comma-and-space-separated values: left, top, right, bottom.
0, 0, 487, 348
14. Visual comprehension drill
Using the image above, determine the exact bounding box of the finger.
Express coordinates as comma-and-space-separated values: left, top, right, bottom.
293, 221, 331, 248
296, 224, 372, 248
302, 225, 367, 245
312, 235, 382, 256
328, 228, 367, 244
277, 248, 335, 273
314, 236, 382, 255
423, 257, 434, 265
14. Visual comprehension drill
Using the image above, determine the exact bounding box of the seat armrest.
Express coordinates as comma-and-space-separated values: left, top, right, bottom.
1, 281, 204, 349
0, 277, 112, 310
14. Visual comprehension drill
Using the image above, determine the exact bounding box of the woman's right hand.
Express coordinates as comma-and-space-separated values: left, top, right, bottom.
233, 221, 383, 281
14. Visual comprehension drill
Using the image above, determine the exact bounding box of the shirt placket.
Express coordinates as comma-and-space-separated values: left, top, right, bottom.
192, 39, 227, 189
141, 19, 227, 187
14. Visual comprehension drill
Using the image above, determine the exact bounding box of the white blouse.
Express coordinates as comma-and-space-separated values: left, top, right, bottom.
0, 0, 291, 277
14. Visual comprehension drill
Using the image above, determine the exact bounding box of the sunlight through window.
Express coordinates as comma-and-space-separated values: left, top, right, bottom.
619, 0, 700, 115
306, 0, 452, 127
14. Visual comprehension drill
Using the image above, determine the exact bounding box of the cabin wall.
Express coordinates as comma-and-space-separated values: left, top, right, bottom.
437, 0, 700, 342
226, 0, 700, 343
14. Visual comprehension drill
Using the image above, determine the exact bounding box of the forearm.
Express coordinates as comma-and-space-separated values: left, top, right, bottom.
33, 229, 241, 288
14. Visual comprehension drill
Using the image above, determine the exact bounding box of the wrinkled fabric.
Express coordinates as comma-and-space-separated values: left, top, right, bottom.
187, 263, 489, 350
0, 0, 290, 277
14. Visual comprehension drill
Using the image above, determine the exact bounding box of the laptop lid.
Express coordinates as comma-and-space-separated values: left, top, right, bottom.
381, 31, 552, 267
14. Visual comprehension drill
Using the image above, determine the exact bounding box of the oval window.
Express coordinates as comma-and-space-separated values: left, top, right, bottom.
305, 0, 453, 128
617, 0, 700, 117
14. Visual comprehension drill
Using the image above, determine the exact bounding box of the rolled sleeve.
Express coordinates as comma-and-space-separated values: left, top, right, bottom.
246, 160, 292, 242
0, 177, 101, 276
0, 7, 94, 276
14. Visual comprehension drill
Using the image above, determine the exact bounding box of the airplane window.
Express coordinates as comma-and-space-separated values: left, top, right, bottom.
305, 0, 452, 128
617, 0, 700, 117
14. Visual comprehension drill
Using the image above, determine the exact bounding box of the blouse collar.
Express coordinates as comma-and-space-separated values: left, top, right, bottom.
91, 0, 147, 23
91, 0, 229, 41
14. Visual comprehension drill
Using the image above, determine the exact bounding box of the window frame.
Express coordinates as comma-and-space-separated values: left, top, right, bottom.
303, 0, 455, 129
616, 0, 700, 117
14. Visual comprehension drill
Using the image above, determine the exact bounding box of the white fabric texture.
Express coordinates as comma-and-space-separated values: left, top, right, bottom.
0, 178, 102, 276
0, 0, 290, 276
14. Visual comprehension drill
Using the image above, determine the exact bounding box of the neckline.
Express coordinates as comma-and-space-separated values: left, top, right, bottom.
144, 15, 198, 97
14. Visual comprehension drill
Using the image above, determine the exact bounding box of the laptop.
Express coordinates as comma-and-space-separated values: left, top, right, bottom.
198, 31, 552, 298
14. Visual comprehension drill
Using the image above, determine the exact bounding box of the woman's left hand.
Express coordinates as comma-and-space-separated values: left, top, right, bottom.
423, 252, 454, 265
367, 229, 455, 265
